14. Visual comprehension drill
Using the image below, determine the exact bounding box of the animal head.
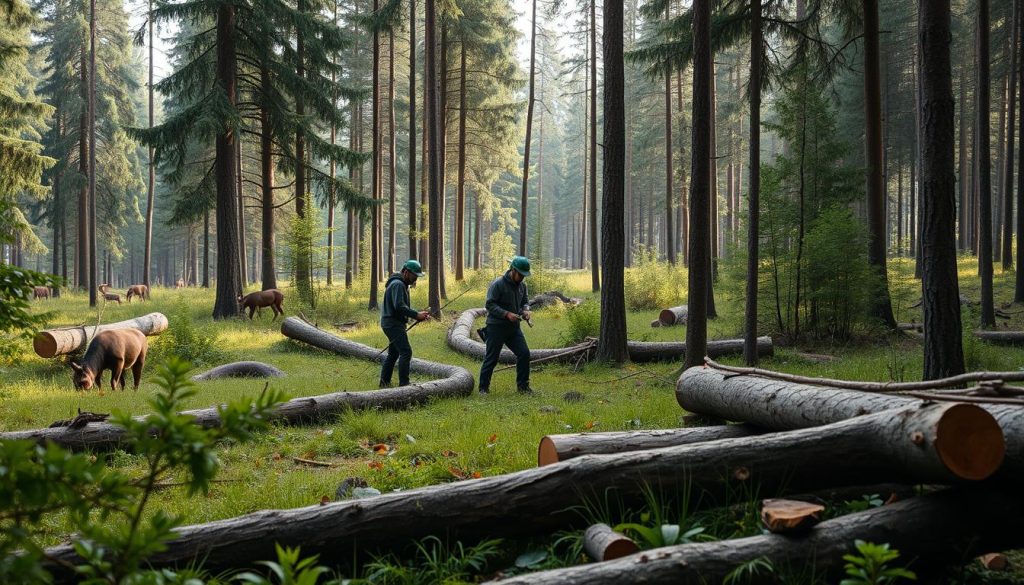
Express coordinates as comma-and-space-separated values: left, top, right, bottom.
70, 362, 95, 390
237, 294, 244, 304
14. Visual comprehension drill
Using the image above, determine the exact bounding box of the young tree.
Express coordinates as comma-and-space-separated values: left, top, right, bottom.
426, 0, 442, 316
589, 0, 600, 292
1002, 0, 1019, 271
519, 0, 537, 256
744, 0, 761, 366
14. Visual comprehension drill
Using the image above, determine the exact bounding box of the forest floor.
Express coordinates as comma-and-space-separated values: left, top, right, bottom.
4, 256, 1024, 579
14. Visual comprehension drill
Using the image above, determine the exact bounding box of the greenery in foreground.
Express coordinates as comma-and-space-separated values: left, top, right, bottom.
2, 260, 1024, 582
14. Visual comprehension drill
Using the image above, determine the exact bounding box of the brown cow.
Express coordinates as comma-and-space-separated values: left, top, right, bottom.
237, 289, 285, 320
126, 284, 149, 302
33, 286, 50, 300
70, 329, 148, 391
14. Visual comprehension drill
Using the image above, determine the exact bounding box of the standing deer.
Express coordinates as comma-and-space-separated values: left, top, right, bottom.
238, 289, 285, 320
126, 284, 149, 302
33, 286, 50, 300
99, 284, 122, 304
70, 329, 148, 391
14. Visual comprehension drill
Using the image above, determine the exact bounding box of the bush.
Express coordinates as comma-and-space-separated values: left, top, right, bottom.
624, 247, 683, 311
559, 300, 601, 345
152, 305, 225, 366
802, 208, 875, 340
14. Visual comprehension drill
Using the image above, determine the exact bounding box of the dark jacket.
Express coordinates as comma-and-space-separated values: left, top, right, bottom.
381, 273, 419, 328
485, 271, 530, 326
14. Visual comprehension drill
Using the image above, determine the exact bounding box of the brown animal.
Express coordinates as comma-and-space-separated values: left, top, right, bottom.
126, 284, 149, 302
102, 293, 122, 304
175, 278, 185, 289
70, 329, 148, 391
33, 286, 50, 300
238, 289, 285, 320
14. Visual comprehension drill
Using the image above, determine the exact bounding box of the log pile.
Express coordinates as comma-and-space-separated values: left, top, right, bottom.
33, 312, 168, 358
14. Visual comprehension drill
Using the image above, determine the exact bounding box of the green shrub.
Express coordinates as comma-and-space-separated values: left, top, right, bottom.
624, 247, 683, 311
153, 305, 226, 366
559, 301, 601, 345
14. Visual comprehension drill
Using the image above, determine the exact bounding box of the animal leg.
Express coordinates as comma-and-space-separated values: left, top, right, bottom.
111, 360, 125, 391
132, 353, 145, 390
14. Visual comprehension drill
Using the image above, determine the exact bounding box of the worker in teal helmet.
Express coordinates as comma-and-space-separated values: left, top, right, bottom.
478, 256, 533, 395
379, 259, 430, 387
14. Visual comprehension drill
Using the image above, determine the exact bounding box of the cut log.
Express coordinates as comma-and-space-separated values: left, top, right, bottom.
192, 361, 286, 381
41, 403, 1004, 579
975, 330, 1024, 345
650, 319, 661, 328
978, 553, 1009, 571
33, 312, 169, 358
583, 524, 638, 561
448, 309, 772, 364
1, 318, 473, 451
528, 291, 582, 309
657, 305, 688, 326
538, 425, 761, 466
760, 498, 825, 534
484, 486, 1024, 584
678, 366, 1024, 481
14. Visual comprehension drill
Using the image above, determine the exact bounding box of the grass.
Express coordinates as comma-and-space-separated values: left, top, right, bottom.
6, 258, 1024, 552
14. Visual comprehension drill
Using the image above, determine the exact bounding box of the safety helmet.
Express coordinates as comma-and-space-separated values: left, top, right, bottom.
510, 256, 531, 277
402, 259, 426, 277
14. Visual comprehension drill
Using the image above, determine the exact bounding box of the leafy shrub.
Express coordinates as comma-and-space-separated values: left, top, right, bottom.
840, 540, 916, 585
153, 305, 225, 366
803, 207, 875, 340
525, 260, 568, 297
0, 265, 58, 365
559, 301, 600, 345
624, 247, 683, 311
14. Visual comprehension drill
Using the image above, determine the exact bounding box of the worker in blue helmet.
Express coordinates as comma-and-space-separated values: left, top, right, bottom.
478, 256, 534, 395
379, 259, 430, 387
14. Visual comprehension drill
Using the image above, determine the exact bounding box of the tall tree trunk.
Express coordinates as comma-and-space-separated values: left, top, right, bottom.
744, 0, 761, 367
327, 2, 339, 286
863, 0, 897, 329
420, 104, 428, 264
203, 209, 210, 288
260, 68, 277, 290
88, 0, 97, 307
438, 23, 448, 299
212, 2, 242, 318
78, 42, 87, 291
1002, 0, 1019, 271
144, 0, 154, 290
589, 0, 600, 291
919, 0, 965, 379
663, 4, 675, 265
388, 28, 397, 274
580, 62, 588, 270
426, 0, 442, 317
995, 74, 1008, 264
237, 129, 247, 285
369, 0, 381, 309
978, 0, 995, 328
1018, 0, 1024, 302
456, 37, 467, 280
408, 0, 417, 260
959, 64, 969, 251
685, 0, 711, 370
598, 0, 627, 363
706, 65, 717, 318
295, 0, 311, 302
519, 0, 537, 256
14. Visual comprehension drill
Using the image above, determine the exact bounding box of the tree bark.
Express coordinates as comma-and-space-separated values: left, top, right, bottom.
33, 312, 169, 358
455, 37, 467, 279
426, 0, 442, 316
1018, 0, 1024, 302
212, 2, 242, 319
144, 0, 155, 290
260, 67, 277, 291
388, 28, 397, 274
583, 524, 638, 562
368, 0, 381, 309
663, 4, 674, 265
538, 424, 761, 465
408, 0, 417, 260
589, 0, 600, 291
1002, 0, 1020, 271
973, 330, 1024, 345
88, 0, 97, 307
978, 0, 996, 327
519, 0, 537, 256
657, 305, 688, 326
685, 0, 711, 368
745, 0, 762, 366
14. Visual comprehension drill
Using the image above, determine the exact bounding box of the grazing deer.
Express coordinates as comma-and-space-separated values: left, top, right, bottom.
238, 289, 285, 320
70, 329, 148, 391
126, 284, 149, 302
175, 278, 185, 289
33, 286, 50, 300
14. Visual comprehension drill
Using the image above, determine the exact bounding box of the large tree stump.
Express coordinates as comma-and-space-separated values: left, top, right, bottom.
538, 425, 761, 466
678, 366, 1024, 481
41, 403, 1004, 579
33, 312, 169, 358
484, 486, 1024, 584
2, 318, 473, 451
657, 305, 688, 326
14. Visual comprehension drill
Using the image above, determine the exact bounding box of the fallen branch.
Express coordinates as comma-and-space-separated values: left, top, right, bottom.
33, 312, 169, 358
292, 457, 335, 468
537, 425, 762, 466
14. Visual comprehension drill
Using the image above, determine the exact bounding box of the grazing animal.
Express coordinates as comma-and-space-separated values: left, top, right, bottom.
33, 286, 50, 300
175, 278, 185, 289
126, 284, 149, 302
70, 329, 148, 391
102, 293, 122, 304
237, 289, 285, 320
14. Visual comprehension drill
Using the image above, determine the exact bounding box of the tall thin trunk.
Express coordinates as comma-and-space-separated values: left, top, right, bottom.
978, 0, 995, 328
580, 57, 588, 270
473, 187, 481, 269
663, 3, 675, 265
744, 0, 761, 366
144, 0, 155, 289
212, 2, 242, 318
1017, 0, 1024, 300
369, 0, 381, 309
589, 0, 600, 291
295, 0, 311, 301
707, 64, 718, 318
685, 0, 711, 370
88, 0, 97, 307
408, 0, 417, 260
420, 103, 428, 264
260, 68, 277, 290
327, 2, 339, 286
425, 0, 442, 316
438, 23, 448, 298
388, 28, 397, 274
203, 209, 210, 288
1002, 0, 1020, 271
519, 0, 537, 255
958, 64, 969, 251
237, 129, 247, 285
994, 73, 1008, 263
455, 37, 467, 280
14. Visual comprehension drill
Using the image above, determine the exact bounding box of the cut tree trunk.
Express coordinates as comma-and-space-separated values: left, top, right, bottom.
678, 366, 1024, 480
34, 313, 169, 358
5, 318, 473, 451
538, 424, 761, 465
974, 330, 1024, 345
657, 305, 688, 326
485, 486, 1024, 584
40, 403, 1004, 580
760, 498, 825, 534
584, 524, 638, 561
191, 361, 286, 381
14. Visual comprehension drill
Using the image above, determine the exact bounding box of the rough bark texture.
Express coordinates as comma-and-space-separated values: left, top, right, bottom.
519, 0, 536, 255
685, 0, 711, 368
745, 0, 761, 366
191, 361, 286, 382
425, 0, 442, 317
408, 0, 417, 260
486, 487, 1024, 585
583, 524, 638, 562
1018, 0, 1024, 302
42, 404, 1000, 579
1002, 0, 1019, 270
657, 305, 688, 326
978, 0, 995, 327
447, 309, 772, 364
538, 424, 761, 466
212, 2, 242, 319
34, 313, 169, 358
589, 0, 599, 292
918, 0, 965, 379
5, 318, 472, 451
260, 66, 277, 291
678, 367, 1023, 480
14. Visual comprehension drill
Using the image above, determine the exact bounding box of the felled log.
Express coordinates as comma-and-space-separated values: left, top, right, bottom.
483, 486, 1024, 584
538, 425, 761, 466
650, 319, 661, 328
448, 308, 773, 364
657, 305, 688, 326
583, 524, 638, 561
760, 499, 825, 534
33, 312, 169, 358
528, 291, 581, 309
41, 403, 1004, 579
1, 318, 473, 451
678, 366, 1024, 481
191, 361, 286, 381
975, 330, 1024, 346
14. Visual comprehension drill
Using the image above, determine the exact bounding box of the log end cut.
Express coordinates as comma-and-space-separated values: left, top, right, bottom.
33, 331, 62, 359
932, 403, 1005, 481
538, 436, 559, 466
583, 523, 639, 562
761, 499, 825, 534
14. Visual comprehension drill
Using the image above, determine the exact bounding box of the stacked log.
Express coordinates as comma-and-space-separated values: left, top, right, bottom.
33, 312, 168, 358
657, 305, 688, 326
537, 425, 761, 465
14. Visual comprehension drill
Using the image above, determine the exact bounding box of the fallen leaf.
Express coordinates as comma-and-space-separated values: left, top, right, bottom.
373, 443, 389, 455
442, 449, 458, 457
448, 466, 467, 480
471, 471, 482, 479
488, 433, 498, 444
319, 495, 331, 506
368, 461, 383, 470
584, 421, 596, 430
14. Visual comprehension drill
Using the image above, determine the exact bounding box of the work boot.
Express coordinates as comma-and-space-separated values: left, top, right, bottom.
517, 385, 535, 395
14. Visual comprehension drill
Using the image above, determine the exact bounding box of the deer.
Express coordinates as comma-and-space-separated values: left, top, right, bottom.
33, 286, 50, 300
238, 289, 285, 320
98, 284, 122, 304
175, 278, 185, 289
70, 329, 148, 391
126, 284, 149, 302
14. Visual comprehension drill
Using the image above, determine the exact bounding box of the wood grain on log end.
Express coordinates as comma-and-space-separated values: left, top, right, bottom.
932, 403, 1005, 481
583, 523, 639, 561
978, 553, 1009, 571
537, 436, 560, 466
761, 499, 825, 534
658, 305, 688, 326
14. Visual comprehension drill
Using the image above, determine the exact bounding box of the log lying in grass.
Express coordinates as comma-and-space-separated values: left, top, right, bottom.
678, 366, 1024, 481
33, 312, 169, 358
1, 318, 473, 451
657, 305, 688, 326
448, 309, 773, 364
41, 403, 1004, 579
583, 524, 638, 561
974, 330, 1024, 346
528, 291, 582, 309
484, 486, 1024, 585
191, 361, 286, 381
537, 425, 762, 466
